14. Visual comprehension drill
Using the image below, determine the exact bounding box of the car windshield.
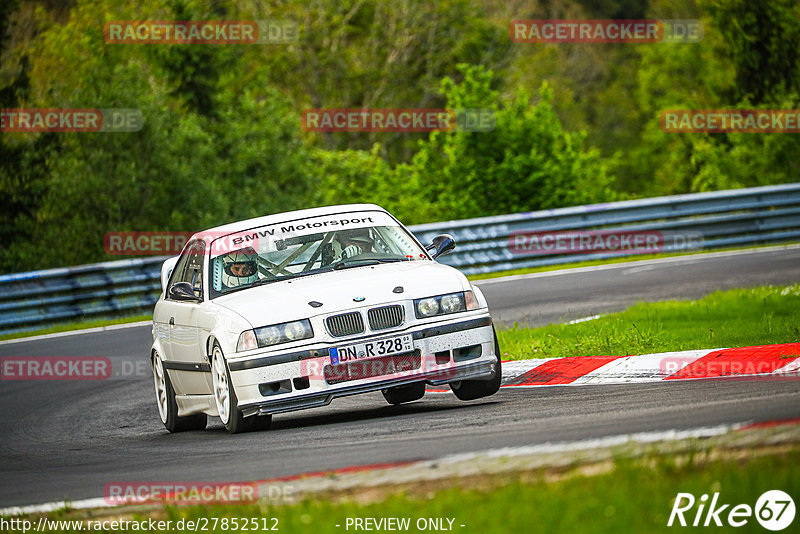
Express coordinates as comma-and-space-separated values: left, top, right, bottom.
208, 211, 428, 298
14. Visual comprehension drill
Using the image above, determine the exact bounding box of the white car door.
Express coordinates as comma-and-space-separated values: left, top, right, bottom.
163, 240, 212, 395
154, 255, 190, 363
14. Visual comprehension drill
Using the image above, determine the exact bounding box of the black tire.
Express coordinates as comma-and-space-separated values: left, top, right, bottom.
382, 381, 426, 405
450, 329, 502, 401
211, 343, 272, 434
153, 352, 207, 433
247, 414, 273, 431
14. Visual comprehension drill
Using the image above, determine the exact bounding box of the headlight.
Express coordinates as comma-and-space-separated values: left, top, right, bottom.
283, 320, 312, 341
414, 291, 479, 318
257, 326, 282, 346
416, 297, 440, 317
236, 319, 314, 352
440, 293, 465, 313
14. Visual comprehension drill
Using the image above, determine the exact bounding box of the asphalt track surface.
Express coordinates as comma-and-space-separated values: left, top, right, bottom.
1, 246, 799, 508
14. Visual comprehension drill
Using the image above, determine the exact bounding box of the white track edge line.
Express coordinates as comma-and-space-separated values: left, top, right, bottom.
0, 321, 152, 346
0, 423, 745, 517
474, 244, 800, 285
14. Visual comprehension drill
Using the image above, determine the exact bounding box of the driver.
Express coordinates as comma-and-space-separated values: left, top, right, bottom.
220, 247, 258, 288
335, 228, 374, 261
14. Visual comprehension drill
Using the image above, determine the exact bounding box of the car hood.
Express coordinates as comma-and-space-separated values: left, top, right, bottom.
212, 261, 468, 327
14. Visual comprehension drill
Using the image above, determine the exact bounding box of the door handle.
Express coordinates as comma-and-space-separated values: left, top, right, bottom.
169, 317, 175, 326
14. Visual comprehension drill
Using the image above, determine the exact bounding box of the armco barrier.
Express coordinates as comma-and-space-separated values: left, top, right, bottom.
0, 258, 163, 335
1, 184, 799, 336
411, 182, 800, 275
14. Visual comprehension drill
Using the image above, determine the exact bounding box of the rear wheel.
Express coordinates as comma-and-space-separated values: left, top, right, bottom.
450, 330, 502, 401
153, 352, 207, 432
382, 382, 426, 405
211, 343, 272, 434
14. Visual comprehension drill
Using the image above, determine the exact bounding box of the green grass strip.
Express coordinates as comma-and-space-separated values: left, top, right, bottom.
497, 285, 800, 360
35, 447, 798, 533
0, 315, 152, 342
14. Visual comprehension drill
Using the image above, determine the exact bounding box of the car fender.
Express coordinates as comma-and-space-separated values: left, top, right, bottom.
150, 331, 167, 368
203, 305, 253, 360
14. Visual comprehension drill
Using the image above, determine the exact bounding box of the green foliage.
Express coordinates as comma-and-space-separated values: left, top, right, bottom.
705, 0, 800, 104
1, 0, 313, 270
301, 65, 616, 225
307, 144, 394, 210
261, 0, 511, 163
615, 0, 800, 196
398, 65, 616, 222
1, 0, 798, 272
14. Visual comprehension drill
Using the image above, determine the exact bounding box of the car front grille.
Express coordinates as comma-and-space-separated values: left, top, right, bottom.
323, 350, 421, 384
367, 304, 404, 331
326, 311, 364, 337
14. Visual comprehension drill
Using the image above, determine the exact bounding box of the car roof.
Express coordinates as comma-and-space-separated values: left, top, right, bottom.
192, 203, 390, 239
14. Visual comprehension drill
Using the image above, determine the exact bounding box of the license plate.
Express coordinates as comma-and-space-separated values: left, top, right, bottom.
330, 334, 413, 365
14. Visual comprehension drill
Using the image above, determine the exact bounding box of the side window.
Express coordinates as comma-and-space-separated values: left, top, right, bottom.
183, 241, 205, 298
166, 240, 205, 301
166, 254, 191, 295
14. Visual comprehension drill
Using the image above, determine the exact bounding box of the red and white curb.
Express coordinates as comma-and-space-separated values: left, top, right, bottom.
498, 343, 800, 388
2, 341, 798, 516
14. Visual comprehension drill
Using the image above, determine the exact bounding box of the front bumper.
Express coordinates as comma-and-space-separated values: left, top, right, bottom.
230, 315, 496, 416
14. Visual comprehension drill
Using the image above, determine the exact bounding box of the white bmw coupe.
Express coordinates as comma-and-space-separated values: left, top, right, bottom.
151, 204, 501, 433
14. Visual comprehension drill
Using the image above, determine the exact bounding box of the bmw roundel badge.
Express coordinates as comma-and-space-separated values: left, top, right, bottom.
353, 296, 366, 302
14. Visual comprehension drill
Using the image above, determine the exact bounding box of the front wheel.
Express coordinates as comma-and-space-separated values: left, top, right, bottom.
451, 330, 502, 401
153, 352, 207, 432
211, 343, 272, 434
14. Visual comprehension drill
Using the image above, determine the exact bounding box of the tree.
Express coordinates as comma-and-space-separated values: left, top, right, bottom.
397, 64, 616, 222
705, 0, 800, 104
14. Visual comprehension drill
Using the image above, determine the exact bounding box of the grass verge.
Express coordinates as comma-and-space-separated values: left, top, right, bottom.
0, 315, 152, 342
26, 445, 800, 533
497, 284, 800, 360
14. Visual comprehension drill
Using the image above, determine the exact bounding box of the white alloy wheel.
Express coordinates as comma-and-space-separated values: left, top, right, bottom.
153, 353, 168, 423
152, 351, 207, 432
212, 345, 231, 425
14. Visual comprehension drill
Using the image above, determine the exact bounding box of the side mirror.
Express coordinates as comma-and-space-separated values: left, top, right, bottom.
160, 256, 180, 293
168, 282, 201, 302
427, 234, 456, 259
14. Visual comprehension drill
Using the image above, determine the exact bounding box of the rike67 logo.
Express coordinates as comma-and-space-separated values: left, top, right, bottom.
668, 490, 795, 530
300, 352, 456, 383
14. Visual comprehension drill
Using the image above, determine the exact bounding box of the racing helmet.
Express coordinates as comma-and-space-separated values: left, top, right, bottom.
336, 228, 372, 248
335, 228, 373, 259
220, 248, 258, 288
